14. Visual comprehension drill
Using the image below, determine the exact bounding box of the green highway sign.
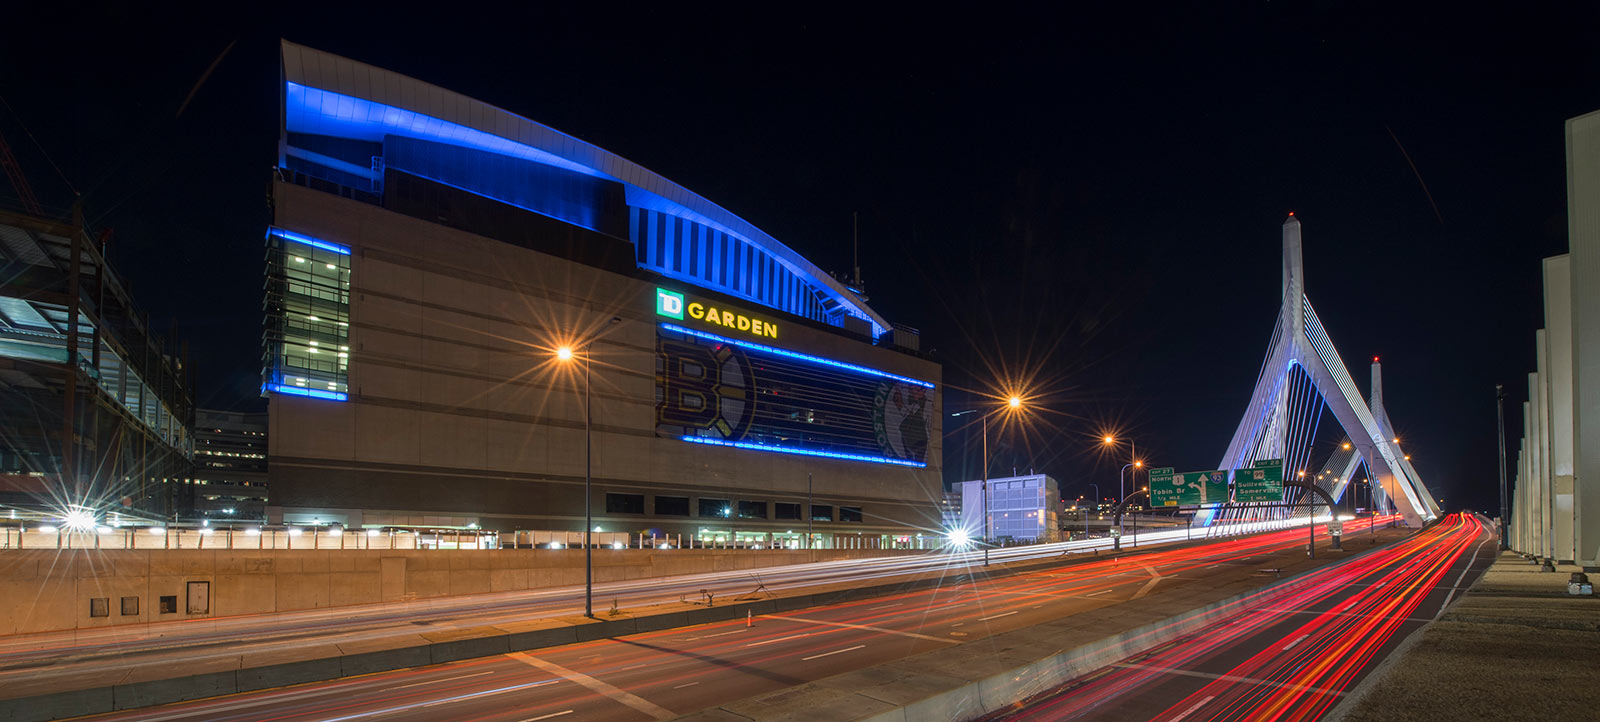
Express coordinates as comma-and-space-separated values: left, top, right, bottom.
1151, 468, 1228, 507
1234, 458, 1284, 503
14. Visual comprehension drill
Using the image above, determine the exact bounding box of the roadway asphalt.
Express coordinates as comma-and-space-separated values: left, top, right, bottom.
988, 513, 1497, 722
0, 517, 1311, 701
65, 519, 1393, 721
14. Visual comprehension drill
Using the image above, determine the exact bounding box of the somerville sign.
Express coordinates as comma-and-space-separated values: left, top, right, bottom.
656, 287, 779, 339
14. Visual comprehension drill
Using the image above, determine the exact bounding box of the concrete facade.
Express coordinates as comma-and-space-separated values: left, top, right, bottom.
1570, 110, 1600, 567
1512, 109, 1598, 568
268, 182, 943, 541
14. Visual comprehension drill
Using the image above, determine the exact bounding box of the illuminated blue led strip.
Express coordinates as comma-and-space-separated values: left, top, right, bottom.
267, 227, 351, 255
658, 323, 934, 389
680, 435, 926, 468
264, 383, 348, 402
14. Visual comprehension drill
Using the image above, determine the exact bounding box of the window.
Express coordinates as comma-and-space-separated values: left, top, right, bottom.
810, 505, 833, 522
159, 595, 177, 614
774, 502, 802, 520
605, 493, 645, 514
654, 496, 690, 516
263, 230, 351, 400
840, 506, 863, 523
699, 498, 732, 518
737, 500, 767, 519
121, 596, 140, 616
89, 598, 109, 618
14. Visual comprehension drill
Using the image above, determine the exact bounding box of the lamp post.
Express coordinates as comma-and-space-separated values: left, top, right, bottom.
554, 317, 619, 619
1496, 384, 1509, 550
1103, 436, 1142, 542
951, 395, 1023, 567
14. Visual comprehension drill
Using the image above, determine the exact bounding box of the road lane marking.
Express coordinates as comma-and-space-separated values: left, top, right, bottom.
1112, 662, 1344, 697
978, 611, 1018, 622
685, 628, 748, 640
763, 614, 958, 644
802, 644, 865, 661
1437, 536, 1495, 618
1085, 589, 1114, 597
673, 682, 699, 689
1132, 565, 1166, 600
1281, 634, 1310, 651
746, 633, 813, 647
506, 652, 674, 720
396, 671, 495, 689
420, 680, 557, 707
1169, 695, 1214, 722
516, 712, 573, 722
869, 602, 904, 610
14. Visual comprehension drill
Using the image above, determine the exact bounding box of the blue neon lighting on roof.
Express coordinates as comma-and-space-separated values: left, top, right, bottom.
267, 227, 351, 255
264, 383, 348, 402
285, 83, 611, 181
658, 323, 934, 389
679, 435, 926, 468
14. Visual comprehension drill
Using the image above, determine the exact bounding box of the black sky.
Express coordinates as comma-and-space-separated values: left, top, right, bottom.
3, 3, 1596, 514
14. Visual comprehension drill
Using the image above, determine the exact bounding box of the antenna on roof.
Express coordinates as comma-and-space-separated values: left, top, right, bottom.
852, 212, 863, 291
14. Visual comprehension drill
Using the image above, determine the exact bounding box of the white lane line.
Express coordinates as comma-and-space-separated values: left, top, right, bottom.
517, 712, 573, 722
617, 663, 646, 672
673, 682, 700, 689
1085, 589, 1114, 597
978, 610, 1018, 622
1169, 695, 1214, 722
506, 652, 674, 720
420, 680, 557, 707
763, 614, 958, 644
1437, 536, 1494, 618
746, 632, 813, 648
685, 628, 748, 640
802, 644, 866, 661
1112, 662, 1344, 697
869, 602, 904, 610
395, 670, 495, 689
1281, 633, 1310, 651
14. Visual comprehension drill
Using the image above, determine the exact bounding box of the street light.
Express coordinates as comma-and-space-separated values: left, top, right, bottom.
951, 396, 1027, 566
1104, 436, 1142, 541
553, 317, 620, 619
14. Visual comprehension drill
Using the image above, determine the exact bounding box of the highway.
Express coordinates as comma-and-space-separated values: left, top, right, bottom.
66, 518, 1389, 721
0, 516, 1316, 693
990, 513, 1496, 722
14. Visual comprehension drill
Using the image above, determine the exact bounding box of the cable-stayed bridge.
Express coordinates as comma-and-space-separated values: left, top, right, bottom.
1206, 216, 1440, 528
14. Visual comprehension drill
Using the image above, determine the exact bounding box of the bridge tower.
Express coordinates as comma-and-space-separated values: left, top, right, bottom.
1214, 216, 1440, 527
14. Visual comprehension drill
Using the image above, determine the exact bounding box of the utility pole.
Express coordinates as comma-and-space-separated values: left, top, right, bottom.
1496, 384, 1509, 550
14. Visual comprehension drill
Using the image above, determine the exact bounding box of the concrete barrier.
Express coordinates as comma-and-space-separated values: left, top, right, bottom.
0, 547, 1089, 722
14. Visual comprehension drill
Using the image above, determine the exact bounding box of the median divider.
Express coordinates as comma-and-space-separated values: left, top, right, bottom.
0, 546, 1134, 722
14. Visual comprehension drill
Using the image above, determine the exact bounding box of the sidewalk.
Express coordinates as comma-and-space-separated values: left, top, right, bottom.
1331, 551, 1600, 722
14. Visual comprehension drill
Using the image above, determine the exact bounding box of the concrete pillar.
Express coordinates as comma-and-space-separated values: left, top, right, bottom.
1545, 255, 1577, 563
1566, 110, 1600, 569
1535, 340, 1553, 561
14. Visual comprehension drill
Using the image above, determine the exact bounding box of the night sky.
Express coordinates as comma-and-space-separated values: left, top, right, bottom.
4, 4, 1596, 514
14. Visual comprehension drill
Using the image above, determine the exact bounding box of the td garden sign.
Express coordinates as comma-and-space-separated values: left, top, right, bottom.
655, 288, 779, 339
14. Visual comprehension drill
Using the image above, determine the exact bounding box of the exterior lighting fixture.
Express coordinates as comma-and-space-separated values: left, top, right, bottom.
1134, 461, 1143, 468
199, 528, 214, 536
63, 508, 95, 532
367, 528, 381, 537
293, 256, 305, 263
327, 527, 343, 537
947, 528, 971, 547
287, 527, 302, 537
1298, 470, 1306, 477
148, 527, 165, 535
1103, 435, 1115, 444
1404, 455, 1411, 460
556, 346, 574, 361
1007, 396, 1022, 409
1392, 438, 1400, 444
550, 542, 564, 549
246, 527, 261, 536
37, 525, 57, 534
612, 542, 624, 549
1342, 442, 1352, 450
96, 526, 112, 534
326, 263, 336, 269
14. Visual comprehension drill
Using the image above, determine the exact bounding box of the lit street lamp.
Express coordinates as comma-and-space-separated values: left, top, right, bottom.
951, 395, 1025, 566
1103, 436, 1142, 541
553, 317, 620, 619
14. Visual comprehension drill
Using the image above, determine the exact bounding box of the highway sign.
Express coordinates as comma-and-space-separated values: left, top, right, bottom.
1151, 469, 1228, 507
1234, 458, 1284, 503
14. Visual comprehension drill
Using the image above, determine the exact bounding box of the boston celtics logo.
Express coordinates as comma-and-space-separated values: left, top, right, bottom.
873, 381, 932, 463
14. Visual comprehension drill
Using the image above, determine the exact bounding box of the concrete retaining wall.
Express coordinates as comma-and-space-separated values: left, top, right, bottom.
0, 547, 914, 636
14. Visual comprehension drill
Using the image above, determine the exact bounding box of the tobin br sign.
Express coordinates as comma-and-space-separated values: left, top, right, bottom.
656, 287, 778, 339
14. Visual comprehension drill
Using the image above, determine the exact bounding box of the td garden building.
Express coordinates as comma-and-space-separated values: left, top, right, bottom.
262, 42, 942, 547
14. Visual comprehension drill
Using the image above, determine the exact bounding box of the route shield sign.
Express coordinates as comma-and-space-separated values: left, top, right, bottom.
1151, 469, 1228, 507
1234, 458, 1284, 503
